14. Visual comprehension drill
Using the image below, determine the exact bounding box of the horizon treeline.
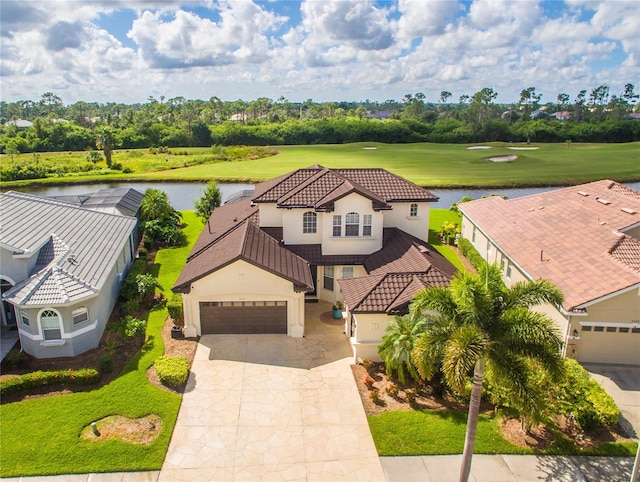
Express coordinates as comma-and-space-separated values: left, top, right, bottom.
1, 83, 639, 155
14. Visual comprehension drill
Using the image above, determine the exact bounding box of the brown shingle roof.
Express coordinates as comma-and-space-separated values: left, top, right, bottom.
459, 180, 640, 311
174, 218, 313, 293
252, 165, 437, 210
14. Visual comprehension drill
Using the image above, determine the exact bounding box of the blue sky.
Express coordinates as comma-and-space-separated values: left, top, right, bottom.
1, 0, 638, 105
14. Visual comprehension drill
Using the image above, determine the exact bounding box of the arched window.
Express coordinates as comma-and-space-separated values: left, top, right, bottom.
40, 309, 62, 341
303, 211, 317, 234
345, 212, 359, 237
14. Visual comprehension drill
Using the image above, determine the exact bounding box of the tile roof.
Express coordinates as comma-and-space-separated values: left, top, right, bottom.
459, 180, 640, 311
1, 191, 137, 306
252, 165, 437, 210
173, 201, 313, 293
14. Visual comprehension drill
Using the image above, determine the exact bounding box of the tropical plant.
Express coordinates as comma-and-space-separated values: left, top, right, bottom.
410, 263, 564, 482
377, 314, 426, 384
194, 180, 222, 222
94, 127, 119, 167
140, 188, 184, 247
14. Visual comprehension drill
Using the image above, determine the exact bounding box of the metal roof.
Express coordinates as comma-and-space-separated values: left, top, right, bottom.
1, 191, 138, 306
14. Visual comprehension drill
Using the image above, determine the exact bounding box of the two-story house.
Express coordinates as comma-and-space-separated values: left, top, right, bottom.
1, 191, 139, 359
173, 165, 456, 361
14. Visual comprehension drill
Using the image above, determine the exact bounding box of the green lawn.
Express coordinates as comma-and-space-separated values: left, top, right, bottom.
0, 212, 203, 477
368, 409, 638, 457
369, 410, 531, 456
428, 208, 465, 272
4, 142, 639, 189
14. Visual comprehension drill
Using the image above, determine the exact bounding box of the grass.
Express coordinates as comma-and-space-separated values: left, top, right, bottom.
0, 212, 203, 477
3, 142, 639, 189
428, 208, 465, 272
368, 410, 531, 456
368, 409, 638, 457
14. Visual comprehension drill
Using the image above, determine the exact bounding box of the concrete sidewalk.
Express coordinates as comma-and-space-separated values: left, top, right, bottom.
381, 454, 635, 482
2, 455, 635, 481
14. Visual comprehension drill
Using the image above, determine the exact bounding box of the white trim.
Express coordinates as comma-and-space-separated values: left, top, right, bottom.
21, 319, 98, 341
574, 283, 640, 309
579, 321, 640, 329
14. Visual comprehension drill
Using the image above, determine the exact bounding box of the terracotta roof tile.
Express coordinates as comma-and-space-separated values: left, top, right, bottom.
459, 180, 640, 311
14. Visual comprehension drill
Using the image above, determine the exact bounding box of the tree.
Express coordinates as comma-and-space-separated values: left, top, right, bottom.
194, 181, 222, 222
377, 314, 426, 384
140, 188, 185, 247
440, 91, 452, 104
95, 127, 119, 167
410, 264, 564, 482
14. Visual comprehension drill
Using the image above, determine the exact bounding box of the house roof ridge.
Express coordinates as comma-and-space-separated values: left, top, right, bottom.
187, 210, 254, 262
276, 167, 333, 206
252, 166, 324, 203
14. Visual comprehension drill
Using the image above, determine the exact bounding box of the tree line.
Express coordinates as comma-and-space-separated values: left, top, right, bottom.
1, 83, 638, 156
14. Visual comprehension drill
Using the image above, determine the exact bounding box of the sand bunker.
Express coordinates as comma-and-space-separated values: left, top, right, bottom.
467, 146, 492, 150
485, 155, 517, 163
507, 147, 539, 150
363, 147, 378, 150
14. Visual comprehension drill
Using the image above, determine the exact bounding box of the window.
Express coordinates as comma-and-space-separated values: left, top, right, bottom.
303, 212, 317, 234
606, 326, 616, 333
472, 226, 477, 242
40, 310, 61, 341
619, 327, 629, 333
410, 204, 418, 217
594, 326, 604, 332
72, 306, 89, 325
332, 215, 342, 237
487, 242, 493, 256
581, 325, 592, 332
632, 328, 640, 334
342, 266, 354, 279
506, 263, 512, 278
345, 212, 359, 237
20, 310, 30, 327
500, 257, 506, 271
323, 266, 334, 291
362, 214, 372, 237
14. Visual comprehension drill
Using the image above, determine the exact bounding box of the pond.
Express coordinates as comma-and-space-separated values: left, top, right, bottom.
12, 181, 640, 211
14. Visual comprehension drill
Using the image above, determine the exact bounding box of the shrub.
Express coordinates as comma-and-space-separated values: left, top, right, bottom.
364, 375, 375, 387
386, 383, 399, 398
154, 356, 189, 388
405, 388, 417, 404
86, 151, 102, 163
457, 237, 486, 270
99, 355, 114, 374
4, 349, 27, 367
109, 316, 147, 338
369, 388, 380, 404
167, 295, 184, 322
122, 299, 139, 315
361, 358, 374, 372
137, 248, 148, 260
0, 368, 100, 396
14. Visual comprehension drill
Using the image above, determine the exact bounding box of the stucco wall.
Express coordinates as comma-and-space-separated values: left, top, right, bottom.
317, 265, 367, 305
384, 202, 431, 241
282, 209, 322, 245
321, 194, 383, 255
258, 204, 282, 227
0, 247, 36, 288
182, 260, 305, 337
349, 312, 395, 362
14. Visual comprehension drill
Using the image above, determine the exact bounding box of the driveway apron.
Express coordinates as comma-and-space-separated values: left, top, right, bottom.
160, 302, 385, 481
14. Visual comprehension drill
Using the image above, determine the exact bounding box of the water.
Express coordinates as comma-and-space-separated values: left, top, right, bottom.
11, 181, 640, 210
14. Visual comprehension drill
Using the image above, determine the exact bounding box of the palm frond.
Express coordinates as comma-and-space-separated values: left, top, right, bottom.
442, 325, 488, 392
504, 278, 564, 310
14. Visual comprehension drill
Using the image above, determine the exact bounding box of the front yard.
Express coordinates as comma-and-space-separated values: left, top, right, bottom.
0, 212, 203, 477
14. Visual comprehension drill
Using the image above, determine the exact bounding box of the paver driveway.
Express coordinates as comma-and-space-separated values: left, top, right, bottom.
160, 302, 385, 481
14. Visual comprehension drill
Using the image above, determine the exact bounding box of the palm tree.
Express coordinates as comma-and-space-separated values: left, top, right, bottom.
377, 314, 426, 384
410, 264, 564, 482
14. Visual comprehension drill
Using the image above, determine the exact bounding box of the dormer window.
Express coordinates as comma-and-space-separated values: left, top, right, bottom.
410, 204, 418, 217
345, 212, 359, 237
303, 212, 317, 234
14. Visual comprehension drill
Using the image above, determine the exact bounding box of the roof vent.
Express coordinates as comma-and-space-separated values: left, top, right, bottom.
621, 208, 637, 214
577, 191, 589, 197
597, 198, 611, 205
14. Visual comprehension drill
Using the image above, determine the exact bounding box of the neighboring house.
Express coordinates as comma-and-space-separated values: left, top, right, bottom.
51, 187, 144, 218
459, 180, 640, 365
550, 111, 571, 120
0, 191, 139, 359
173, 165, 456, 360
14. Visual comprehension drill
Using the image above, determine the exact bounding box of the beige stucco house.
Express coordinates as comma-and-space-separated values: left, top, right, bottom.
173, 165, 456, 360
459, 180, 640, 366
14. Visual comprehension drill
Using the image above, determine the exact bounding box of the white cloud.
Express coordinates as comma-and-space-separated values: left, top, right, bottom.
397, 0, 460, 37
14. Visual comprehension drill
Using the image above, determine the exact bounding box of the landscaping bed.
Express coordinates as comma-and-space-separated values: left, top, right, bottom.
353, 361, 636, 455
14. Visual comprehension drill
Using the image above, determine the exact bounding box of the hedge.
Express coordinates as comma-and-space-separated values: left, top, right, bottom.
457, 237, 486, 270
0, 368, 100, 396
154, 356, 189, 388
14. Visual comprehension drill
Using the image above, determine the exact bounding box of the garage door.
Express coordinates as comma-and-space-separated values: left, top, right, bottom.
200, 301, 287, 334
577, 325, 640, 365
